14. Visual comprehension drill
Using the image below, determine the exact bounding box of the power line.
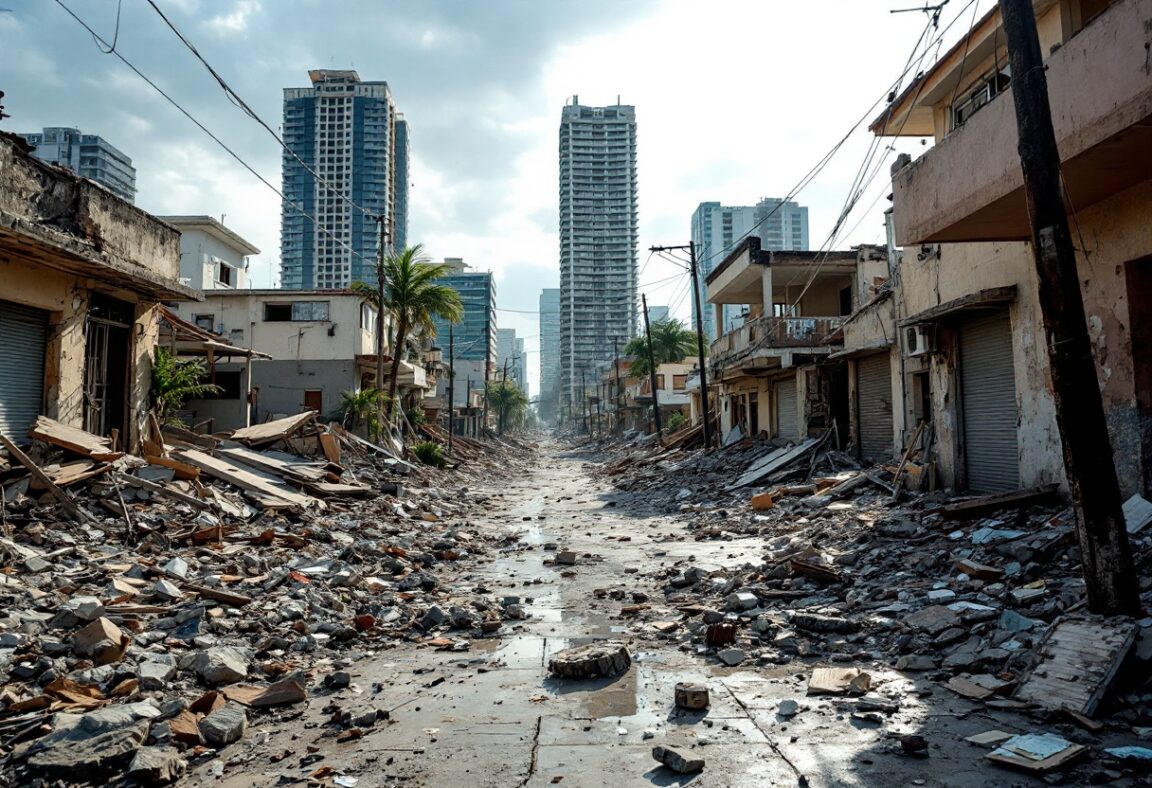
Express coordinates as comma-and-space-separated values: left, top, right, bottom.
143, 0, 377, 220
697, 0, 977, 270
51, 0, 372, 269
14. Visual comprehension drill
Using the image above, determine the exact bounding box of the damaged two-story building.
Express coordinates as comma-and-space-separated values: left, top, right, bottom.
705, 238, 889, 447
0, 132, 198, 450
850, 0, 1152, 495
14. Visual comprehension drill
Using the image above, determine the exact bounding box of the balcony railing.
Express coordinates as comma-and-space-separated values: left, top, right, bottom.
710, 315, 844, 363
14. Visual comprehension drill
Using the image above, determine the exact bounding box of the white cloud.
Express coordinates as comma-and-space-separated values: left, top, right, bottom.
204, 0, 260, 37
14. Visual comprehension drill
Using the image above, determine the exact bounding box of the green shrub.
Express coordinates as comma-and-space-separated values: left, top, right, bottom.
411, 440, 447, 469
666, 412, 687, 432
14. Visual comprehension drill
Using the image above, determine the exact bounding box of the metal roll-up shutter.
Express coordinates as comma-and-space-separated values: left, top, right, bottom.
960, 310, 1019, 492
775, 378, 799, 441
0, 300, 48, 439
857, 353, 894, 462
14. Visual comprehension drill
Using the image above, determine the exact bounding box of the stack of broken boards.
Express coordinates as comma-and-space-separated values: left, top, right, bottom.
9, 413, 378, 520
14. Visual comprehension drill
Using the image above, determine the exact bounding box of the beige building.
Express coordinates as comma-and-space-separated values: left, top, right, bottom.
705, 239, 887, 446
860, 0, 1152, 495
0, 132, 197, 450
170, 290, 432, 431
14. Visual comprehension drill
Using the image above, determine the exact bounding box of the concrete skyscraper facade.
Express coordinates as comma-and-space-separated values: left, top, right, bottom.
691, 197, 809, 340
19, 127, 136, 203
280, 70, 407, 290
558, 97, 638, 407
538, 288, 561, 407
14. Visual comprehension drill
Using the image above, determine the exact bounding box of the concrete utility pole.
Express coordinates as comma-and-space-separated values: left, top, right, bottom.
998, 0, 1138, 614
374, 216, 389, 394
447, 325, 454, 456
640, 293, 663, 442
499, 357, 510, 435
649, 243, 713, 448
613, 335, 623, 435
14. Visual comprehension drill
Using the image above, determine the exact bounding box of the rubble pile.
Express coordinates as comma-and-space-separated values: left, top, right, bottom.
0, 414, 533, 784
587, 432, 1152, 776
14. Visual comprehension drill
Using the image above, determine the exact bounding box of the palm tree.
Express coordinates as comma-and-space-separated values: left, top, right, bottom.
353, 244, 463, 418
623, 318, 699, 377
487, 380, 530, 434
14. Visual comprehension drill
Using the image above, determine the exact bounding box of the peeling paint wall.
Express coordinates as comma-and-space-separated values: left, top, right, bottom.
0, 257, 155, 448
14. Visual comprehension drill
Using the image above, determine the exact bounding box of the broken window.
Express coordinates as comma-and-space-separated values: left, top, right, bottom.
950, 68, 1011, 130
216, 264, 233, 287
193, 314, 215, 331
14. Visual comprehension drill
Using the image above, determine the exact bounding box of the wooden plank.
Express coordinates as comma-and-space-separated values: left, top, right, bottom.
182, 582, 252, 607
940, 484, 1060, 519
318, 432, 341, 465
231, 411, 317, 446
27, 416, 121, 459
116, 472, 214, 510
174, 448, 319, 509
218, 446, 328, 482
1015, 615, 1138, 716
144, 455, 200, 481
31, 459, 110, 489
0, 433, 96, 524
728, 438, 820, 490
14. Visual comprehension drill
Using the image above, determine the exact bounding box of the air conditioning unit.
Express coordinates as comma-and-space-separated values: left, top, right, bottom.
905, 324, 938, 357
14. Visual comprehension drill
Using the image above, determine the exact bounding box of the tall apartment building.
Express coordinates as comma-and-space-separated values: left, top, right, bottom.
538, 288, 561, 405
19, 127, 136, 203
280, 70, 408, 290
394, 115, 410, 252
691, 197, 809, 339
558, 97, 638, 407
432, 258, 496, 406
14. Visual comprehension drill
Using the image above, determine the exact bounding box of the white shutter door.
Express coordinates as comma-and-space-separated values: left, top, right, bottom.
0, 300, 48, 439
775, 378, 798, 441
857, 353, 894, 462
960, 311, 1020, 492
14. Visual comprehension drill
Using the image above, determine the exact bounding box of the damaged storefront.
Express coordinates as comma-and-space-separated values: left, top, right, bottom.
0, 132, 198, 451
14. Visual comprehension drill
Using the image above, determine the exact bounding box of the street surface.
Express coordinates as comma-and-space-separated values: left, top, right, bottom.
191, 442, 1106, 787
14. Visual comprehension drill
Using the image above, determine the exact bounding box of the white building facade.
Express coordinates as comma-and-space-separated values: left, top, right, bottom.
161, 216, 259, 306
691, 198, 810, 340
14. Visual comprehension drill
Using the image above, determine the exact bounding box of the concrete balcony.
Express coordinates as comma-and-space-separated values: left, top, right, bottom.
709, 315, 845, 374
890, 0, 1152, 244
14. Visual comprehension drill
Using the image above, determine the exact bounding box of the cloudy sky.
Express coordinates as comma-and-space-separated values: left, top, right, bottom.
2, 0, 983, 395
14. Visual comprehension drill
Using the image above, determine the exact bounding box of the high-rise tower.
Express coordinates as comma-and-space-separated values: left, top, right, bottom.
558, 97, 638, 407
280, 70, 407, 290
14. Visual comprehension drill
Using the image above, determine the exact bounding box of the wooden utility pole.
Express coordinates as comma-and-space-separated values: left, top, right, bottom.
999, 0, 1138, 614
447, 325, 454, 456
649, 243, 713, 449
640, 293, 663, 441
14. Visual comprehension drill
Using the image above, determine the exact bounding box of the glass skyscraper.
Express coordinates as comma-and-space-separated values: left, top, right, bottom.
280, 70, 408, 290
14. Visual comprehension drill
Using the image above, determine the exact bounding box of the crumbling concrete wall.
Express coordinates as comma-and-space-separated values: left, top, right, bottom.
1069, 178, 1152, 497
898, 242, 1066, 493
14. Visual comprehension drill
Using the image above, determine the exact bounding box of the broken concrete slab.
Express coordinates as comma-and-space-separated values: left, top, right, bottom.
126, 746, 187, 786
652, 745, 705, 774
193, 646, 250, 685
548, 642, 631, 679
198, 702, 247, 747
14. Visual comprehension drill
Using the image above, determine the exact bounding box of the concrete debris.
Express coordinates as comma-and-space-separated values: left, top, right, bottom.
126, 746, 188, 786
674, 682, 709, 710
652, 744, 705, 774
198, 702, 247, 747
0, 414, 536, 785
548, 642, 632, 679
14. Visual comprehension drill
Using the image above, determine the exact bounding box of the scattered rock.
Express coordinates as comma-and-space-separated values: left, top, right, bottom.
198, 703, 247, 747
652, 745, 705, 774
548, 642, 631, 679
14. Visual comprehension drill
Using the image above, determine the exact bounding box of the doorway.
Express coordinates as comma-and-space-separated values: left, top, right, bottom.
84, 294, 132, 441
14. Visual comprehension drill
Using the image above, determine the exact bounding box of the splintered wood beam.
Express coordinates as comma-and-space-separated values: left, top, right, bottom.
0, 433, 96, 524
